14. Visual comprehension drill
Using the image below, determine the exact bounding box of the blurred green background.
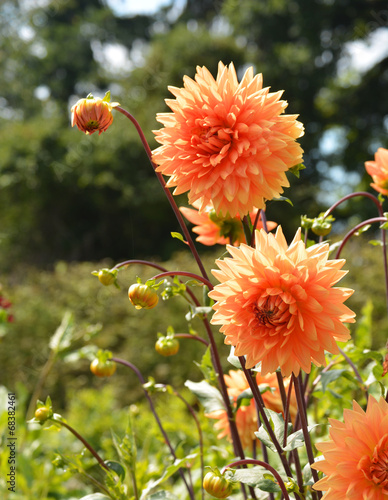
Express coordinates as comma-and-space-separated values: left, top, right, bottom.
1, 0, 388, 424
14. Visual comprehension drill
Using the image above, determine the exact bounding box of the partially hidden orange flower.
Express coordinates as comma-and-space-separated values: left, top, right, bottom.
312, 396, 388, 499
152, 62, 304, 218
365, 147, 388, 196
71, 92, 119, 135
206, 369, 297, 450
180, 202, 277, 246
209, 226, 356, 377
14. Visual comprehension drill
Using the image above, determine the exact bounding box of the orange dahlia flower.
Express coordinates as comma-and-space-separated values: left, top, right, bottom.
365, 147, 388, 196
180, 202, 277, 246
152, 62, 304, 218
71, 93, 119, 135
209, 226, 355, 377
313, 396, 388, 499
206, 369, 296, 450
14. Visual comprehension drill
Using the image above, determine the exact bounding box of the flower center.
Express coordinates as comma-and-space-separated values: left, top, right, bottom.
86, 120, 100, 130
359, 435, 388, 491
251, 295, 288, 330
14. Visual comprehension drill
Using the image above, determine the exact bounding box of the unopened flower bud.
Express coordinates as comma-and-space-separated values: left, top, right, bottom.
71, 92, 119, 135
128, 283, 159, 310
34, 406, 51, 424
97, 268, 117, 286
311, 219, 332, 236
155, 336, 180, 356
203, 470, 233, 498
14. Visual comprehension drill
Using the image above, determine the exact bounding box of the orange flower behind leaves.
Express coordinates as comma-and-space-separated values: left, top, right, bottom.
209, 226, 356, 377
180, 202, 277, 246
152, 62, 304, 218
312, 397, 388, 499
206, 369, 296, 450
365, 147, 388, 196
71, 93, 119, 135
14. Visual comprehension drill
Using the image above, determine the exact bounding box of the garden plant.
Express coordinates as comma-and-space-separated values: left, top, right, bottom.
28, 61, 388, 500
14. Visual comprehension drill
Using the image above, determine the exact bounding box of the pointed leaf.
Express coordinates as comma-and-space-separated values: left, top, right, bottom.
185, 380, 224, 413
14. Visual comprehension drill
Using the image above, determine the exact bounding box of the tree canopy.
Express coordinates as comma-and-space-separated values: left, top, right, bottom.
1, 0, 387, 268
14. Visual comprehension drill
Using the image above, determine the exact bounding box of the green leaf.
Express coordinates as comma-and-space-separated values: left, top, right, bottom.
194, 347, 218, 386
49, 312, 75, 353
231, 467, 282, 492
103, 90, 111, 102
171, 232, 186, 243
105, 460, 126, 480
236, 388, 253, 410
369, 239, 383, 246
289, 163, 306, 178
227, 348, 243, 369
355, 224, 371, 235
184, 379, 224, 413
318, 369, 346, 393
271, 196, 293, 206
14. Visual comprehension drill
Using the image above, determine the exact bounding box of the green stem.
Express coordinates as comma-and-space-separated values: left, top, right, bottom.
53, 418, 110, 471
111, 357, 195, 500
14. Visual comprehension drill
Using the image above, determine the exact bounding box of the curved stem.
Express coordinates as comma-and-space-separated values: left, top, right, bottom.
223, 459, 291, 500
113, 259, 200, 306
53, 418, 109, 471
174, 333, 209, 347
151, 270, 214, 290
335, 217, 387, 259
115, 106, 209, 282
111, 357, 195, 500
323, 191, 383, 219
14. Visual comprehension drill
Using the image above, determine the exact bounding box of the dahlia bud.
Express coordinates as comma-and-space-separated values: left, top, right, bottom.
155, 335, 180, 356
92, 268, 118, 287
203, 470, 234, 498
128, 283, 159, 310
71, 91, 119, 135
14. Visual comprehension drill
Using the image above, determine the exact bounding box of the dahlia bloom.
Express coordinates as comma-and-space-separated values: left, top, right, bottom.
152, 62, 304, 218
365, 147, 388, 196
206, 369, 296, 450
71, 93, 119, 135
209, 226, 355, 377
180, 202, 277, 246
313, 396, 388, 500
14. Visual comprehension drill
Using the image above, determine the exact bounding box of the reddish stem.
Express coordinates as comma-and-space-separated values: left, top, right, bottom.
115, 106, 209, 282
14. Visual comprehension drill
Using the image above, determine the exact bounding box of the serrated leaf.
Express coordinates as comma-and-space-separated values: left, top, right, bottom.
184, 380, 224, 413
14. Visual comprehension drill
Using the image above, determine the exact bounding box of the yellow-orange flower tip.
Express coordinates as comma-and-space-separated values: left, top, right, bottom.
206, 369, 296, 449
312, 396, 388, 499
208, 226, 356, 377
179, 201, 277, 246
365, 147, 388, 196
71, 93, 120, 135
152, 61, 304, 218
